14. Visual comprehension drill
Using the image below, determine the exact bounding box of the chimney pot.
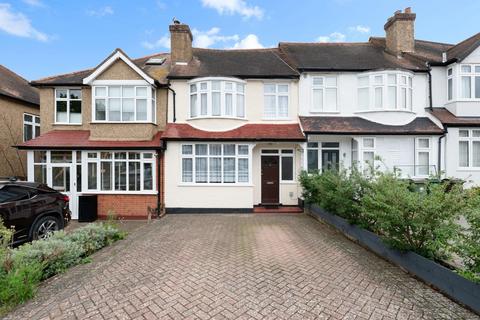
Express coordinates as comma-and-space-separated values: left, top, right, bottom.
384, 8, 416, 54
405, 7, 411, 13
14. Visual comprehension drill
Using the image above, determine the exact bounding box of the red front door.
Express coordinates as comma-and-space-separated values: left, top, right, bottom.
261, 156, 279, 204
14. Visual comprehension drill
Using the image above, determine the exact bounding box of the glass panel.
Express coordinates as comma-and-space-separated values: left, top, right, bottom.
69, 100, 82, 123
278, 96, 288, 117
223, 144, 235, 155
475, 77, 480, 99
122, 98, 135, 121
209, 144, 222, 155
34, 126, 40, 138
388, 86, 396, 108
418, 139, 430, 148
400, 87, 407, 108
56, 101, 68, 122
200, 93, 207, 115
325, 88, 337, 111
24, 114, 32, 122
195, 144, 208, 155
182, 159, 193, 182
209, 158, 221, 183
476, 66, 480, 73
76, 164, 82, 192
129, 152, 141, 159
363, 138, 374, 148
88, 162, 97, 190
388, 74, 396, 85
122, 86, 134, 97
281, 156, 293, 180
236, 95, 245, 118
374, 75, 383, 85
358, 88, 369, 109
400, 76, 407, 85
307, 142, 318, 148
51, 151, 72, 163
114, 162, 127, 191
136, 99, 147, 121
128, 162, 141, 191
312, 77, 323, 86
225, 82, 233, 91
109, 86, 121, 97
237, 84, 245, 93
358, 76, 369, 86
374, 87, 383, 108
363, 151, 374, 164
238, 158, 249, 182
264, 84, 276, 93
461, 65, 472, 73
190, 94, 197, 117
223, 158, 235, 183
322, 142, 339, 148
33, 165, 46, 184
143, 153, 153, 159
114, 152, 127, 159
459, 130, 469, 137
109, 98, 121, 121
264, 95, 276, 117
95, 99, 106, 120
182, 145, 193, 155
312, 88, 323, 110
87, 152, 98, 159
101, 152, 112, 159
225, 93, 233, 115
200, 82, 207, 90
461, 76, 471, 98
447, 68, 453, 76
56, 89, 68, 99
473, 130, 480, 137
76, 151, 82, 163
307, 149, 318, 172
278, 84, 288, 93
24, 124, 32, 141
448, 79, 453, 100
69, 89, 81, 100
212, 92, 221, 116
212, 81, 221, 90
238, 145, 249, 155
473, 141, 480, 167
34, 151, 46, 163
95, 87, 107, 97
34, 116, 40, 124
195, 158, 207, 183
52, 166, 70, 192
190, 84, 197, 93
101, 162, 112, 190
143, 163, 153, 190
325, 77, 336, 87
459, 141, 469, 167
417, 152, 429, 176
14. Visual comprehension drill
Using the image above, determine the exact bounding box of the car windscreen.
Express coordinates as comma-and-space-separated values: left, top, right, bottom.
0, 186, 30, 203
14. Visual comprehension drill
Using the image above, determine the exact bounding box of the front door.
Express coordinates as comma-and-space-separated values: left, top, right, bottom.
51, 164, 78, 219
261, 156, 279, 204
322, 149, 339, 171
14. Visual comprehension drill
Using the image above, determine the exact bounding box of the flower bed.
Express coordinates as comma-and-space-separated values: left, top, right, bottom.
0, 221, 126, 315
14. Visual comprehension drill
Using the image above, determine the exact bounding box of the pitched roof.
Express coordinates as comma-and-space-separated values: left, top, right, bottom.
446, 32, 480, 62
31, 50, 171, 86
16, 130, 163, 149
428, 108, 480, 127
300, 116, 443, 135
0, 65, 39, 106
168, 48, 299, 79
162, 123, 305, 141
278, 41, 428, 72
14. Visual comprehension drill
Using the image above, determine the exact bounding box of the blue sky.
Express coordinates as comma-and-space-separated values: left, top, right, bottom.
1, 0, 479, 80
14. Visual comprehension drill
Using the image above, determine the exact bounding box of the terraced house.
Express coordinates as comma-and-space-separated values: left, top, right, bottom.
17, 8, 480, 218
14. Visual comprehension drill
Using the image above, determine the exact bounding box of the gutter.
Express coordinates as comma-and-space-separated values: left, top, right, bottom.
167, 84, 177, 123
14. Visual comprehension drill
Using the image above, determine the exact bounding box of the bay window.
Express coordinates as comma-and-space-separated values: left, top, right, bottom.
264, 83, 289, 119
189, 78, 245, 118
55, 88, 82, 124
311, 76, 337, 112
459, 129, 480, 168
357, 72, 413, 110
93, 85, 156, 122
23, 113, 40, 142
181, 143, 251, 184
459, 65, 480, 99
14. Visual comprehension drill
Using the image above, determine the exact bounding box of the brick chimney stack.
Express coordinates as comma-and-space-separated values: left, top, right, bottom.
169, 21, 193, 64
384, 7, 416, 55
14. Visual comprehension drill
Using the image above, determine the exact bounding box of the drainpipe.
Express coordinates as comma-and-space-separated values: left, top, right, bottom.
426, 62, 433, 110
167, 85, 177, 123
156, 148, 162, 217
438, 131, 446, 177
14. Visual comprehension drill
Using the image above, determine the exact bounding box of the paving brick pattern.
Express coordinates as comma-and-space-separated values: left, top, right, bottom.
5, 214, 479, 320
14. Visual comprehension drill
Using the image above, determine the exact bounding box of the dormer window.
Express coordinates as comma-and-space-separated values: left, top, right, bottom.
357, 71, 413, 111
93, 85, 156, 123
459, 64, 480, 99
189, 78, 245, 119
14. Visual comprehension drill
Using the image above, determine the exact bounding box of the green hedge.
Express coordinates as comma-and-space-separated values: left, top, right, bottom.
300, 168, 480, 282
0, 220, 126, 315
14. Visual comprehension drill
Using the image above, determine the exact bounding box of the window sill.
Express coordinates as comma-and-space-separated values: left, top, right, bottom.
53, 123, 82, 126
261, 117, 292, 121
90, 121, 156, 125
309, 110, 340, 114
81, 191, 157, 195
187, 116, 247, 121
178, 183, 253, 187
354, 109, 415, 114
280, 181, 297, 184
456, 168, 480, 172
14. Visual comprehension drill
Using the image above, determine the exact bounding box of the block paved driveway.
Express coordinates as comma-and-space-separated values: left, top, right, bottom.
5, 214, 479, 320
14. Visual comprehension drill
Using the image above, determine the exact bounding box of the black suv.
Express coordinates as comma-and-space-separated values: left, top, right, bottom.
0, 182, 71, 245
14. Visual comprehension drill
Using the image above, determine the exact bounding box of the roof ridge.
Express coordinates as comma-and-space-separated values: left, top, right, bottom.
193, 47, 276, 52
449, 31, 480, 50
279, 41, 370, 46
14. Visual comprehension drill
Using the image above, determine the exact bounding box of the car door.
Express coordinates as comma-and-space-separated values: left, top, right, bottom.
0, 186, 32, 241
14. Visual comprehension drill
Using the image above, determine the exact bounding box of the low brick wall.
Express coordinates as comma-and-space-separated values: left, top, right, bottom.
97, 194, 157, 219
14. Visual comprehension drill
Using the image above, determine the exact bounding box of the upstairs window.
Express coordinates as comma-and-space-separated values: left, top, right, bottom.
264, 83, 289, 119
93, 86, 156, 122
459, 65, 480, 100
311, 76, 337, 112
357, 72, 413, 111
23, 113, 40, 141
447, 68, 453, 101
55, 89, 82, 124
189, 79, 245, 119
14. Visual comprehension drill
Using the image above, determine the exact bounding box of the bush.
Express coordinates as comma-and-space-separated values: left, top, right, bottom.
360, 174, 465, 259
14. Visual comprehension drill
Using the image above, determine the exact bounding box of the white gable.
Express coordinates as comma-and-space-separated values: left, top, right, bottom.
462, 45, 480, 63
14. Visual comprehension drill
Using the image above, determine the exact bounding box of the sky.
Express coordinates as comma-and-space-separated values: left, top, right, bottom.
1, 0, 479, 81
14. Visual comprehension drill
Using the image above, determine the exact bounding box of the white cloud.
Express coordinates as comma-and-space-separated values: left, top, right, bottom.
349, 25, 370, 33
232, 34, 263, 49
0, 3, 49, 41
86, 6, 114, 17
22, 0, 44, 7
316, 32, 346, 43
142, 33, 170, 49
192, 27, 239, 48
201, 0, 263, 19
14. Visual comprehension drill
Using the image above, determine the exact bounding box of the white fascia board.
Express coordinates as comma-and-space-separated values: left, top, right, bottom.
83, 50, 155, 85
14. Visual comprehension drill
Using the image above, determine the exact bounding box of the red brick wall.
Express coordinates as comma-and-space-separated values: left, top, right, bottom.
97, 194, 158, 219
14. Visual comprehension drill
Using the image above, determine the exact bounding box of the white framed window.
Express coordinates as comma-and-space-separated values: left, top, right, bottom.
55, 88, 82, 124
23, 113, 40, 142
93, 85, 156, 122
264, 83, 289, 119
458, 129, 480, 168
260, 149, 295, 181
447, 68, 453, 101
459, 64, 480, 100
181, 143, 251, 184
311, 76, 337, 112
85, 151, 155, 192
189, 78, 245, 119
306, 142, 340, 172
362, 137, 375, 173
415, 137, 431, 176
357, 72, 413, 111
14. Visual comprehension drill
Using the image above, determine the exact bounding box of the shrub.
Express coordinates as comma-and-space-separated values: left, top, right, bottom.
360, 174, 465, 259
66, 223, 126, 256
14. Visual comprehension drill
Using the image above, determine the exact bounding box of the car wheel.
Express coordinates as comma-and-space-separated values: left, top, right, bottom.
31, 216, 61, 240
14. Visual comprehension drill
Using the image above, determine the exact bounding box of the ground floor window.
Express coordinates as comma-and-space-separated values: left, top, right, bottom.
459, 129, 480, 168
306, 142, 340, 172
261, 149, 295, 181
415, 137, 431, 176
181, 143, 250, 184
